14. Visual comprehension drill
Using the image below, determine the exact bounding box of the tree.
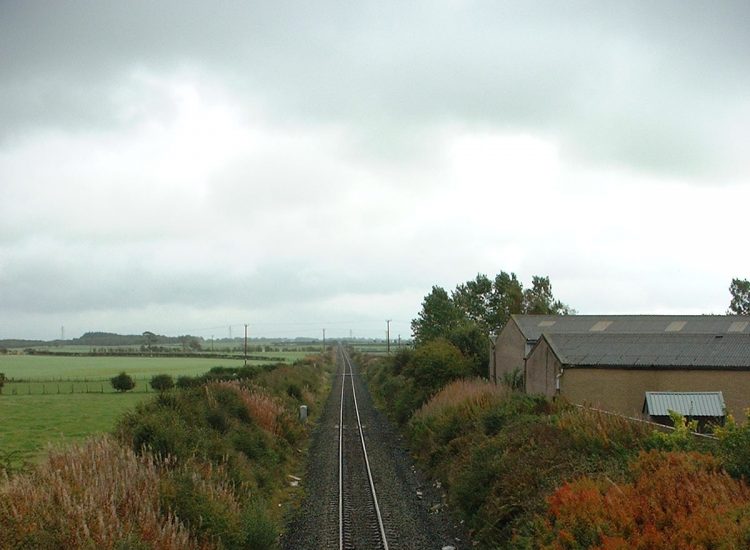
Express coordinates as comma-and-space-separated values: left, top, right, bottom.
522, 275, 574, 315
452, 274, 494, 331
447, 321, 490, 378
411, 286, 463, 344
412, 273, 574, 349
142, 331, 158, 352
0, 372, 5, 395
452, 272, 526, 334
728, 278, 750, 315
488, 271, 525, 331
111, 372, 136, 393
403, 339, 471, 395
149, 374, 174, 393
178, 335, 202, 352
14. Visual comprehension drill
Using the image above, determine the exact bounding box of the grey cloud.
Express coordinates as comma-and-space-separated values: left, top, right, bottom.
0, 239, 416, 316
2, 1, 749, 179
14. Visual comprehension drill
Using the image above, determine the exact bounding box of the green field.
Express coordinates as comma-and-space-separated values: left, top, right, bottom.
0, 393, 148, 464
0, 353, 308, 467
0, 353, 304, 380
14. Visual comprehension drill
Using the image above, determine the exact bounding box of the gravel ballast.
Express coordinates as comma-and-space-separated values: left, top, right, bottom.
282, 350, 469, 549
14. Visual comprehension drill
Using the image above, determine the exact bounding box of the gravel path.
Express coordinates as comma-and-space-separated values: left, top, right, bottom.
282, 349, 469, 550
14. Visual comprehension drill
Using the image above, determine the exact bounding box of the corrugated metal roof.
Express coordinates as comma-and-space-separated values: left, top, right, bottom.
541, 332, 750, 369
512, 314, 750, 341
643, 392, 725, 417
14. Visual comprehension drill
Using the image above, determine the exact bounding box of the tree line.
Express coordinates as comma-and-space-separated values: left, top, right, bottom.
409, 273, 572, 377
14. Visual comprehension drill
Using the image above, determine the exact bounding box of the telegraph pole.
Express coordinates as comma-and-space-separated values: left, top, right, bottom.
322, 328, 326, 351
244, 324, 248, 367
386, 320, 392, 354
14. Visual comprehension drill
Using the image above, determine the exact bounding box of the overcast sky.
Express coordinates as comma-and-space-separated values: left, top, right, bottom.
1, 1, 749, 340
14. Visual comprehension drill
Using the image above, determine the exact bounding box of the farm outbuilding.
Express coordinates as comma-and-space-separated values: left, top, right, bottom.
524, 331, 750, 422
643, 391, 726, 429
490, 314, 750, 383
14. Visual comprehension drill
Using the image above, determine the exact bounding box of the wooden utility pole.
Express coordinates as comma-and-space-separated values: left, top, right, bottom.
244, 324, 248, 367
322, 328, 326, 351
386, 320, 392, 354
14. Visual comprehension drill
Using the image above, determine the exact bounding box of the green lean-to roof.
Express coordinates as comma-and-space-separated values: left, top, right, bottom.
539, 332, 750, 369
643, 391, 726, 417
511, 314, 750, 342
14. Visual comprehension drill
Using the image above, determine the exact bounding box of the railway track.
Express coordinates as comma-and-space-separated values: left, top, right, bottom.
282, 346, 466, 550
338, 346, 389, 549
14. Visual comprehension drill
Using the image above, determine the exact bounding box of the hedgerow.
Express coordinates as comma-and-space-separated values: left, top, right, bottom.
361, 349, 750, 548
1, 352, 334, 549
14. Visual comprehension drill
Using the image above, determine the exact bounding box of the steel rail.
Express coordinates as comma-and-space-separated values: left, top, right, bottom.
338, 347, 390, 550
338, 347, 345, 550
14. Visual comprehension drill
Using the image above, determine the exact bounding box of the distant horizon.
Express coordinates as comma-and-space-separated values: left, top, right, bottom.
0, 331, 397, 344
5, 308, 745, 343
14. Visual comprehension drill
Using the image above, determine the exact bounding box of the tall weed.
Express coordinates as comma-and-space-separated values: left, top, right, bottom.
0, 437, 196, 549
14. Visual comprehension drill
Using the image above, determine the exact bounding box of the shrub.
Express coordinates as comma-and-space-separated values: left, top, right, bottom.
446, 322, 490, 378
500, 367, 524, 391
713, 412, 750, 479
537, 450, 750, 549
159, 463, 245, 547
212, 381, 286, 435
403, 339, 472, 397
0, 372, 5, 393
286, 383, 303, 401
240, 498, 277, 549
645, 410, 700, 452
111, 372, 136, 393
150, 374, 174, 393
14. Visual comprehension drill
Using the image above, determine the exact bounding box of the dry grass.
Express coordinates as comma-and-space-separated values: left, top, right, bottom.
414, 378, 510, 422
212, 381, 285, 435
0, 436, 201, 549
557, 405, 652, 450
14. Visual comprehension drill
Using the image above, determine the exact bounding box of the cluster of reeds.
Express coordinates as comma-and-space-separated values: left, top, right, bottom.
0, 436, 198, 549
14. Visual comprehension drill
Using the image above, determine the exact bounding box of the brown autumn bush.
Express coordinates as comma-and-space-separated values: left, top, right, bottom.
537, 450, 750, 549
0, 436, 199, 549
210, 381, 285, 436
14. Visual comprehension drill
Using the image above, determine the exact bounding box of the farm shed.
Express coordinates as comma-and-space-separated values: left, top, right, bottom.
524, 332, 750, 422
642, 391, 726, 429
490, 314, 750, 383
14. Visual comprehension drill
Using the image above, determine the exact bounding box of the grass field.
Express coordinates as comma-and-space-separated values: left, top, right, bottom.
0, 393, 148, 464
0, 352, 309, 467
0, 353, 306, 381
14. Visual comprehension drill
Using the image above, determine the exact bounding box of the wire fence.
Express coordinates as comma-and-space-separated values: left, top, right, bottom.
573, 403, 719, 440
2, 377, 156, 396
